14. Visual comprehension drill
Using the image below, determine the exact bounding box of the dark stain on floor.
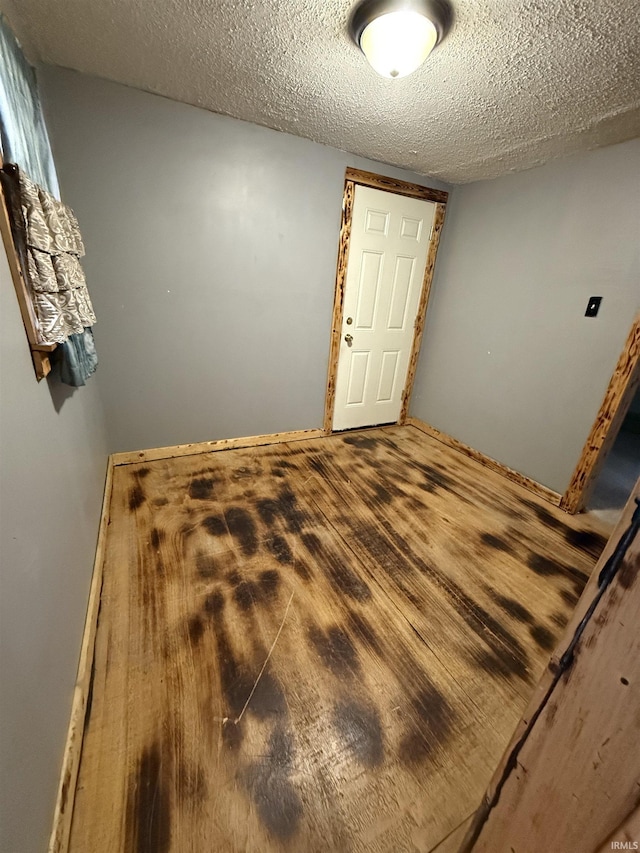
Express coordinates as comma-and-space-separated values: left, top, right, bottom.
209, 613, 254, 730
245, 670, 287, 720
399, 683, 454, 765
564, 527, 607, 558
259, 569, 281, 597
560, 588, 580, 607
522, 499, 566, 531
550, 611, 569, 629
203, 589, 225, 618
529, 624, 556, 651
128, 485, 146, 511
480, 532, 513, 553
187, 614, 205, 646
473, 647, 528, 681
342, 434, 378, 451
419, 464, 456, 493
127, 740, 171, 853
233, 580, 259, 611
256, 488, 306, 535
292, 557, 313, 581
367, 521, 532, 680
346, 609, 382, 654
527, 552, 563, 577
225, 507, 258, 556
150, 528, 165, 549
275, 489, 306, 534
308, 625, 361, 677
489, 592, 534, 624
366, 474, 404, 505
308, 456, 330, 478
202, 515, 227, 537
301, 532, 371, 602
243, 725, 302, 840
189, 477, 216, 500
267, 534, 293, 564
332, 697, 384, 767
178, 758, 207, 805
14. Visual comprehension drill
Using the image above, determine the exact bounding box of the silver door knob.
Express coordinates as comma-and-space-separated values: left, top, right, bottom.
344, 334, 353, 346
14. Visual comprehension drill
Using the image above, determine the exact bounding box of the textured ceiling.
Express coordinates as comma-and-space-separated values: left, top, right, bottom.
3, 0, 640, 183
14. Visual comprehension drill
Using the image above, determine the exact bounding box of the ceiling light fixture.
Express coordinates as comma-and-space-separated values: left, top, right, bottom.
350, 0, 452, 79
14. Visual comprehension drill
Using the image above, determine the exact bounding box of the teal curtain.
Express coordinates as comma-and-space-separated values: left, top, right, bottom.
58, 328, 98, 386
0, 15, 59, 196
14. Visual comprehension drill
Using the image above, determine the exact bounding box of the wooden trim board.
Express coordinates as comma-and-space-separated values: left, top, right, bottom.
345, 167, 449, 204
323, 178, 356, 433
406, 417, 562, 507
48, 457, 115, 853
324, 170, 448, 433
111, 428, 327, 467
560, 314, 640, 514
462, 477, 640, 852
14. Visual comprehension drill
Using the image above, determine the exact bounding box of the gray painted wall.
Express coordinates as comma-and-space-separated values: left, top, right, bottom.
4, 58, 634, 853
411, 139, 640, 494
2, 59, 635, 853
0, 247, 108, 850
38, 67, 448, 453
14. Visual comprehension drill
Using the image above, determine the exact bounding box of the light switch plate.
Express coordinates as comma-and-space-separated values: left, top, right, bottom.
585, 296, 602, 317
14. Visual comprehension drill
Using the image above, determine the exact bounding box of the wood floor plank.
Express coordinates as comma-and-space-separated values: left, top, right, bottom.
294, 430, 604, 703
68, 426, 608, 853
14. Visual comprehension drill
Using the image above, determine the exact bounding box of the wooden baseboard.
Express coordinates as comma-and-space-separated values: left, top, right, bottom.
48, 457, 114, 853
111, 428, 327, 467
406, 417, 562, 507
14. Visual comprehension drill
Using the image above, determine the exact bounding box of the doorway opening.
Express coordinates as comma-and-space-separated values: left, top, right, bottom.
587, 386, 640, 527
561, 314, 640, 514
323, 168, 448, 434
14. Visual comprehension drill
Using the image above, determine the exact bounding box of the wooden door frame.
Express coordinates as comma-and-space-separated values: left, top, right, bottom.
560, 313, 640, 513
323, 167, 449, 434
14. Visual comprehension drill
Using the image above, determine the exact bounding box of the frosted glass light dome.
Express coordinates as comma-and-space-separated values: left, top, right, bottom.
360, 11, 438, 78
350, 0, 451, 80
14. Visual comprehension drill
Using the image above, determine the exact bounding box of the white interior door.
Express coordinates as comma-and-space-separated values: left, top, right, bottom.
332, 185, 436, 431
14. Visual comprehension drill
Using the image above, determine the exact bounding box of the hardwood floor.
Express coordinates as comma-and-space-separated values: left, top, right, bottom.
69, 425, 609, 853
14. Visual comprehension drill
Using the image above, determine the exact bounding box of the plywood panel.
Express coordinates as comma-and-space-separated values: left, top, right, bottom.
68, 426, 608, 853
464, 478, 640, 852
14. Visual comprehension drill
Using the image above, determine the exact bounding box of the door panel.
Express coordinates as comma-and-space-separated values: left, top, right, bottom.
387, 256, 415, 329
355, 251, 383, 328
400, 215, 422, 240
346, 351, 370, 405
377, 350, 400, 401
364, 208, 389, 235
332, 186, 435, 431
